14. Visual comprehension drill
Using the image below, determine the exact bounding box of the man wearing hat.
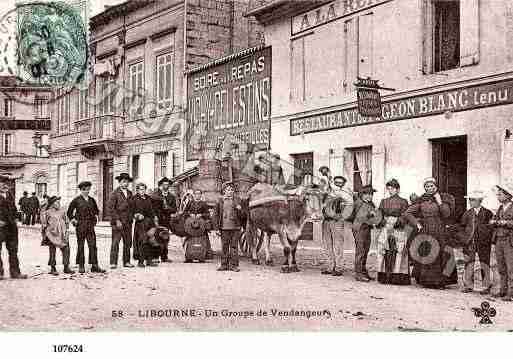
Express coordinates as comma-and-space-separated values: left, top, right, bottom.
107, 173, 134, 269
18, 191, 29, 225
490, 184, 513, 301
0, 175, 28, 279
349, 184, 378, 282
67, 181, 106, 274
151, 177, 178, 263
459, 190, 494, 294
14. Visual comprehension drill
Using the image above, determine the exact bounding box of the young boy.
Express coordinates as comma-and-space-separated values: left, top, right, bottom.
41, 196, 75, 275
216, 182, 244, 272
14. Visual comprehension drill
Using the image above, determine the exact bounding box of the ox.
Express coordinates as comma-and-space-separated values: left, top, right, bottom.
244, 183, 323, 273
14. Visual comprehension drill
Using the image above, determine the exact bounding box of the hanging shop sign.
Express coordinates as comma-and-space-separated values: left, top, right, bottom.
355, 78, 383, 118
291, 78, 513, 135
186, 46, 272, 161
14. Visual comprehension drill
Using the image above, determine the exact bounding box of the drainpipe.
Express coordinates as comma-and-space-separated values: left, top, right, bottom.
182, 0, 188, 173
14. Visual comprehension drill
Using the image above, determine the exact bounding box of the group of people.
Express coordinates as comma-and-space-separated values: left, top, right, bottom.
18, 191, 45, 226
318, 166, 513, 302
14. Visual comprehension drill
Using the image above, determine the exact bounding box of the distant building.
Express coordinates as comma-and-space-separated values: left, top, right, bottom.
48, 0, 263, 220
0, 76, 51, 200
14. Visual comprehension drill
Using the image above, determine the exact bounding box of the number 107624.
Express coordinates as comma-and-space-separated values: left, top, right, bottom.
52, 345, 84, 353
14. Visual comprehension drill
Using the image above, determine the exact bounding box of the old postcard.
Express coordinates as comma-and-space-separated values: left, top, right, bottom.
1, 0, 513, 346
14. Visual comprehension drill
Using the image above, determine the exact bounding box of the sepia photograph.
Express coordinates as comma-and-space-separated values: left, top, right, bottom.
1, 0, 513, 354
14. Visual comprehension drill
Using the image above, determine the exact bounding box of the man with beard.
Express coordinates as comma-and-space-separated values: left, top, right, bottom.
151, 177, 178, 263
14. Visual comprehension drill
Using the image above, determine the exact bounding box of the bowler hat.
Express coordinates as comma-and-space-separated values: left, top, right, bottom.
46, 196, 61, 209
386, 178, 401, 189
78, 181, 92, 189
115, 173, 133, 182
318, 166, 330, 173
158, 177, 171, 186
359, 185, 377, 195
333, 176, 347, 183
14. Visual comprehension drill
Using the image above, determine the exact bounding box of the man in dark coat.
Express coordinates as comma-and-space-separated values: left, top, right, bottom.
0, 176, 28, 279
108, 173, 134, 269
27, 192, 40, 225
183, 188, 213, 259
216, 182, 244, 272
151, 177, 178, 263
460, 190, 494, 294
18, 191, 29, 225
67, 181, 106, 274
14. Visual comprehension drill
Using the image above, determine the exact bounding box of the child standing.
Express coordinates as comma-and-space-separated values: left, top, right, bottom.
41, 196, 74, 275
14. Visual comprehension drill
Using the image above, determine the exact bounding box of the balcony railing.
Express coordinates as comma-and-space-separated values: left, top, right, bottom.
74, 115, 124, 146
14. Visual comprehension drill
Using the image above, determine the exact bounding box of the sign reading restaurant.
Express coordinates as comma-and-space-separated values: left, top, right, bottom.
186, 47, 271, 160
292, 0, 393, 35
291, 79, 513, 135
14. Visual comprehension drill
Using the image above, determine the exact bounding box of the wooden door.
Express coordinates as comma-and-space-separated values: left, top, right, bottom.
292, 152, 313, 186
102, 159, 114, 221
432, 136, 467, 222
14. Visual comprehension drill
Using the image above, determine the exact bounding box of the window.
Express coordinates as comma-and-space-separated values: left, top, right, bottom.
4, 98, 13, 117
98, 77, 116, 115
2, 133, 13, 154
351, 147, 372, 193
128, 62, 144, 117
156, 53, 173, 110
34, 134, 49, 157
34, 98, 47, 118
292, 152, 313, 186
78, 88, 89, 120
423, 0, 479, 73
57, 93, 71, 134
131, 155, 140, 180
35, 183, 47, 197
154, 152, 168, 187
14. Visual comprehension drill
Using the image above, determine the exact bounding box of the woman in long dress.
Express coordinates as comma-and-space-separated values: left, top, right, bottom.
376, 179, 410, 285
403, 177, 458, 289
132, 182, 159, 267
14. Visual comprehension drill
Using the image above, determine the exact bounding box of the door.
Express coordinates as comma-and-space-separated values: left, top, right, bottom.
292, 152, 313, 186
102, 159, 114, 221
432, 136, 467, 222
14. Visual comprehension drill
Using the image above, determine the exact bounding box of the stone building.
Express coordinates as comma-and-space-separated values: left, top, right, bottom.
0, 76, 51, 201
248, 0, 513, 216
48, 0, 263, 221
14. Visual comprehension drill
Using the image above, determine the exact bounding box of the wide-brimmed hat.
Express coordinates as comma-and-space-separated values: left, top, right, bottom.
464, 190, 486, 199
78, 181, 92, 189
386, 178, 401, 189
46, 196, 61, 208
158, 177, 171, 186
359, 185, 377, 195
495, 183, 513, 197
115, 173, 133, 182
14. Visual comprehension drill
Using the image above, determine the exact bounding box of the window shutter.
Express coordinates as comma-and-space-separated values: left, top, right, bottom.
371, 144, 386, 201
357, 13, 373, 79
342, 149, 354, 191
344, 18, 357, 92
460, 0, 480, 67
421, 0, 433, 74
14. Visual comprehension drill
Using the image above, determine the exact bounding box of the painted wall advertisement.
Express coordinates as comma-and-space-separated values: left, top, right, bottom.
186, 47, 272, 160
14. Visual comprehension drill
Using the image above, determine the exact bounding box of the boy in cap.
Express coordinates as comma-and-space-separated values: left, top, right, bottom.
460, 190, 493, 294
216, 182, 244, 272
41, 196, 74, 275
107, 173, 134, 269
0, 176, 28, 279
490, 184, 513, 301
67, 181, 105, 274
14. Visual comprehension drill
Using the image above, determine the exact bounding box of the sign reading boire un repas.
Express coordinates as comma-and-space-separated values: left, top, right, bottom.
186, 47, 272, 161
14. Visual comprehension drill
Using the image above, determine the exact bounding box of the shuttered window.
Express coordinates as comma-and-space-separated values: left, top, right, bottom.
156, 53, 173, 110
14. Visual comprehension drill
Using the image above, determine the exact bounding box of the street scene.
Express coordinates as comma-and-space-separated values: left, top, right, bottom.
2, 0, 513, 336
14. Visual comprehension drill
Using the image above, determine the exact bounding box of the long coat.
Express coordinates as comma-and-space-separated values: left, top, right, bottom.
0, 193, 18, 242
151, 190, 178, 230
403, 192, 458, 287
132, 194, 157, 260
107, 187, 134, 226
460, 207, 493, 245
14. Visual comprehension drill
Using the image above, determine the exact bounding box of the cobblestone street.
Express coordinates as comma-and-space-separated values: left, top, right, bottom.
1, 225, 513, 331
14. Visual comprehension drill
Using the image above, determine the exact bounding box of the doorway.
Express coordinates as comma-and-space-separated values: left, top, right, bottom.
431, 135, 467, 221
102, 159, 114, 221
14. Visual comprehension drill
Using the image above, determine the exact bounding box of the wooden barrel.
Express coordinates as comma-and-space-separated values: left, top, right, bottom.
194, 159, 222, 206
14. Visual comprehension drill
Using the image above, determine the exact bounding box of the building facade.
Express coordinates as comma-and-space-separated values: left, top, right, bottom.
248, 0, 513, 216
0, 76, 51, 201
48, 0, 263, 220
